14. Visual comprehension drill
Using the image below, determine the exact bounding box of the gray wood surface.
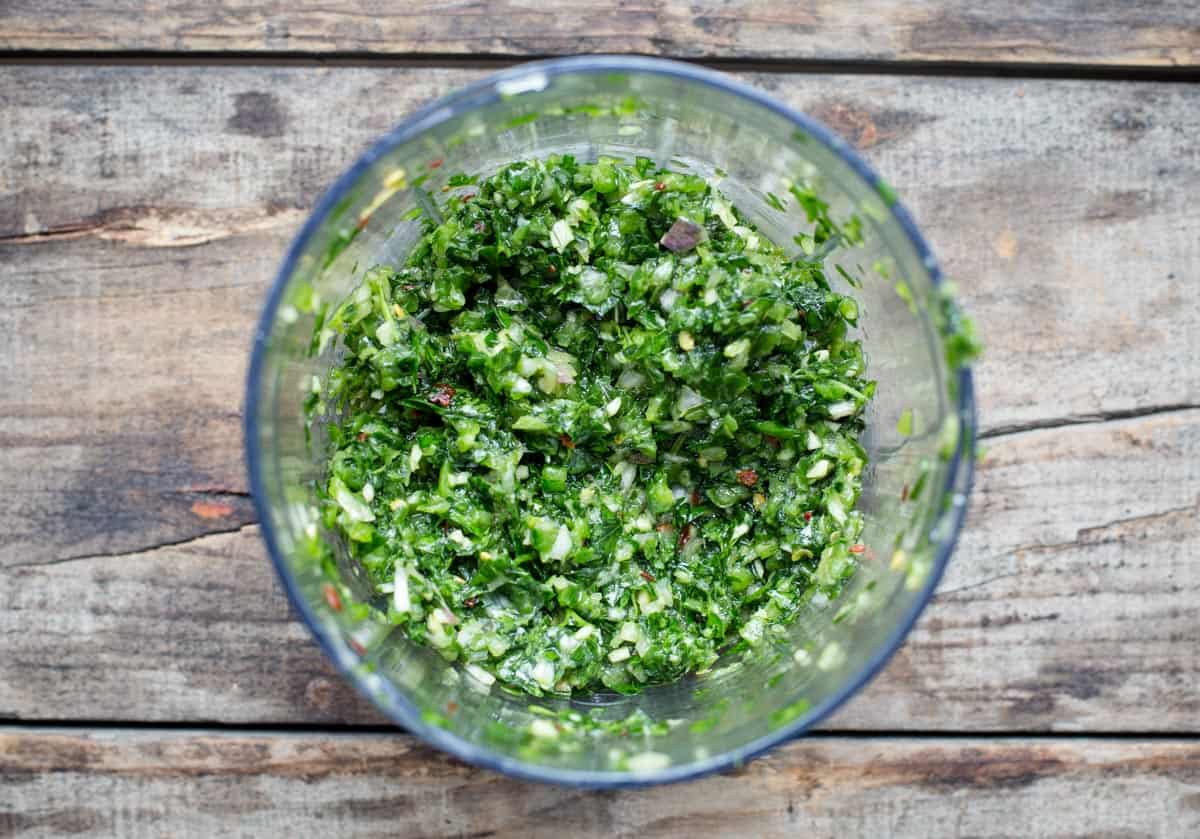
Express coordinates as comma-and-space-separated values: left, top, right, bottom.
2, 66, 1198, 733
1, 1, 1198, 67
4, 729, 1200, 838
2, 38, 1199, 834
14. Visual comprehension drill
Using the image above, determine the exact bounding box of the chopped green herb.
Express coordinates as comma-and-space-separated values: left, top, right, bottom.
314, 155, 873, 696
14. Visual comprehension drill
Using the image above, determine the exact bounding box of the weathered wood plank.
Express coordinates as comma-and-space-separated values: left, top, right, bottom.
2, 1, 1198, 67
838, 409, 1200, 732
2, 66, 1197, 568
1, 523, 381, 726
0, 66, 464, 565
3, 729, 1199, 838
3, 412, 1196, 729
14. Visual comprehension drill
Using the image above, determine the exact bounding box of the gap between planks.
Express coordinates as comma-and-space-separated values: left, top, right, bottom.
6, 722, 1200, 741
976, 402, 1200, 440
3, 50, 1200, 84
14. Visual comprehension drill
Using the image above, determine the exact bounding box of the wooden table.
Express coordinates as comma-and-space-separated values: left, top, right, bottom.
2, 4, 1198, 836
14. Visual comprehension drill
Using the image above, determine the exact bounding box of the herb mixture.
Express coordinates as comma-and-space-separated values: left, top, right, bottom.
317, 155, 874, 696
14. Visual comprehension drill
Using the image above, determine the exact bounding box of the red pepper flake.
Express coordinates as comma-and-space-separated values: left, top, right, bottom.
347, 637, 367, 656
428, 383, 456, 407
688, 489, 701, 506
742, 298, 753, 308
323, 584, 343, 612
803, 510, 814, 521
655, 521, 675, 533
428, 158, 444, 169
736, 469, 759, 487
446, 701, 459, 714
356, 431, 369, 442
464, 597, 478, 608
901, 483, 911, 502
559, 433, 575, 449
654, 181, 666, 191
764, 435, 780, 449
461, 193, 474, 202
678, 522, 696, 549
355, 214, 371, 231
640, 570, 656, 582
849, 543, 866, 554
547, 264, 557, 274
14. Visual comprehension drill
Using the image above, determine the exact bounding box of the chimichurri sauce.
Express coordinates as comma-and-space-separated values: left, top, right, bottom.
316, 155, 874, 697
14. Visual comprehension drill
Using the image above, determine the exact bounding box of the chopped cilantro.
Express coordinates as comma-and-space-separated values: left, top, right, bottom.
314, 155, 873, 696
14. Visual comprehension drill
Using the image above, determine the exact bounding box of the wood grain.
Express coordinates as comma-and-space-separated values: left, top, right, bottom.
0, 66, 465, 565
2, 66, 1197, 568
3, 729, 1200, 838
2, 66, 1197, 730
840, 409, 1200, 732
3, 411, 1196, 729
0, 523, 379, 726
1, 1, 1198, 67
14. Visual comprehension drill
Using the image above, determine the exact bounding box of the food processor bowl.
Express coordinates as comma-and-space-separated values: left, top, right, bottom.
245, 56, 977, 786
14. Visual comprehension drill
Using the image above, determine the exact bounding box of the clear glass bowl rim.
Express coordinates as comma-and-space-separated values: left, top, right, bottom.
244, 54, 978, 788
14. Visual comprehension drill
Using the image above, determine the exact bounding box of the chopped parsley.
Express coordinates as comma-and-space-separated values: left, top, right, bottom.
315, 155, 874, 697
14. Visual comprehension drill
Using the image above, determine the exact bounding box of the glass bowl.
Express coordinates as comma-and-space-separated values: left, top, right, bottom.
245, 55, 977, 786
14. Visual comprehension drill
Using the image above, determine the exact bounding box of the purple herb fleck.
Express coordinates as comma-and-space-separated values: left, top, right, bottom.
659, 217, 706, 253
